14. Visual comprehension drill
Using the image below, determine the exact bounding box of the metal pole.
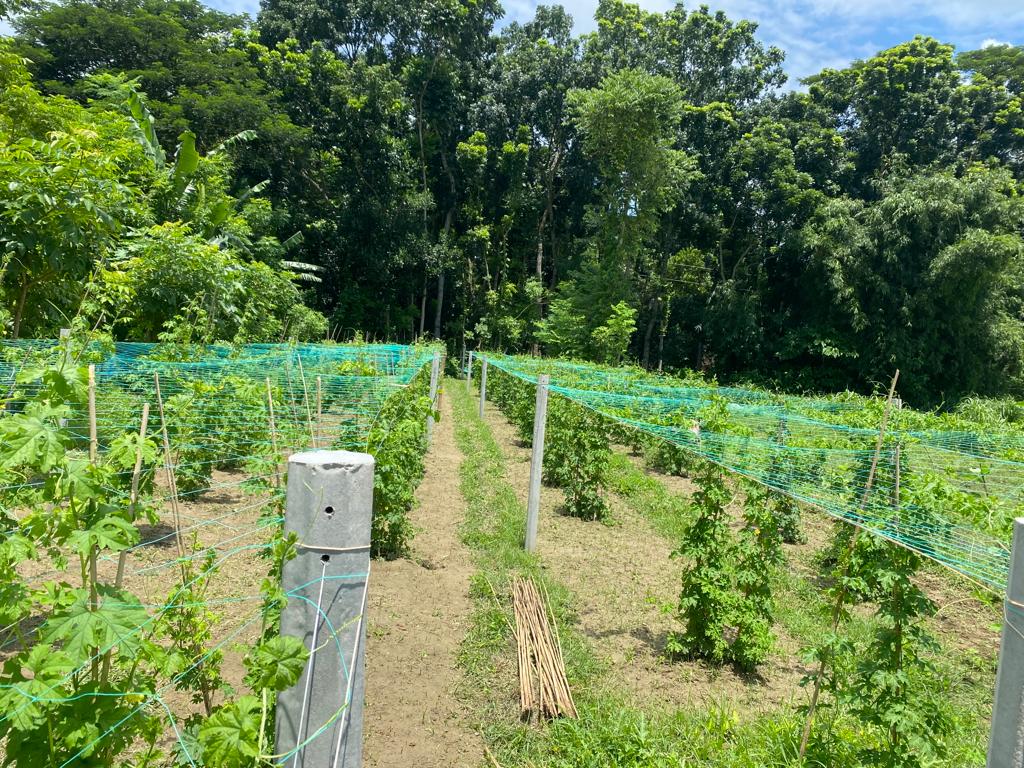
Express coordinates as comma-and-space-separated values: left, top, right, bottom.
427, 351, 440, 444
276, 450, 373, 768
525, 374, 549, 553
988, 517, 1024, 768
478, 357, 488, 419
466, 350, 473, 390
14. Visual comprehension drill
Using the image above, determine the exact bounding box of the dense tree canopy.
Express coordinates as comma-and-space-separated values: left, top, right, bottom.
3, 0, 1024, 405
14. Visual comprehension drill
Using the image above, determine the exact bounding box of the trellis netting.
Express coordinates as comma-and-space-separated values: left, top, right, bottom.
0, 340, 435, 766
481, 354, 1017, 592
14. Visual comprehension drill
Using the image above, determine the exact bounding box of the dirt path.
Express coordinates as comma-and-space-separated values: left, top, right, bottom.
364, 383, 482, 767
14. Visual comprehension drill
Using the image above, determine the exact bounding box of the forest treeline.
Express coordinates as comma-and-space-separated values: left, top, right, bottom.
2, 0, 1024, 405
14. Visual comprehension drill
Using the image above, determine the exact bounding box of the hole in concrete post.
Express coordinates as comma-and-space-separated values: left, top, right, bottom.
321, 554, 331, 563
324, 505, 334, 516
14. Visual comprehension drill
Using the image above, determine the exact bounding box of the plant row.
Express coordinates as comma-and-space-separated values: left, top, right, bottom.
0, 339, 435, 766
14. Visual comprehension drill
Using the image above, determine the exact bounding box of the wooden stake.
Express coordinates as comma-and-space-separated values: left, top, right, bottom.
266, 378, 281, 489
88, 364, 97, 462
316, 375, 323, 449
154, 373, 187, 580
296, 353, 315, 447
799, 369, 900, 758
115, 403, 150, 590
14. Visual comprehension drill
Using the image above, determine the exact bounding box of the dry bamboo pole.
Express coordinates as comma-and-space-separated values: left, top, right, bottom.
88, 364, 97, 462
115, 403, 150, 589
102, 405, 150, 686
484, 745, 504, 768
296, 353, 315, 447
87, 365, 100, 682
798, 368, 900, 759
154, 373, 187, 582
512, 577, 576, 720
541, 579, 577, 717
315, 375, 323, 448
265, 378, 281, 489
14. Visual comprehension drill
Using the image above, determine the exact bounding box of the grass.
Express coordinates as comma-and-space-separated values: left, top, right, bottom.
604, 451, 692, 541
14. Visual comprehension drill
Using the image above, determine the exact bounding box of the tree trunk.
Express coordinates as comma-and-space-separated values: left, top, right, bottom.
658, 329, 665, 372
433, 270, 444, 339
433, 205, 455, 340
533, 206, 550, 356
11, 278, 29, 340
419, 282, 427, 338
642, 300, 657, 369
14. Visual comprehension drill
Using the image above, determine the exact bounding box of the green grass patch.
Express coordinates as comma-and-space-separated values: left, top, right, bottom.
604, 451, 693, 540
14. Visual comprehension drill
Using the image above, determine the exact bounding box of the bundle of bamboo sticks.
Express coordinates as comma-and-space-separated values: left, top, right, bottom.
511, 576, 578, 721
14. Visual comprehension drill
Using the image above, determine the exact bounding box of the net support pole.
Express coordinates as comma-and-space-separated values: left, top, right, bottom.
989, 517, 1024, 768
466, 351, 473, 390
479, 357, 488, 419
525, 374, 549, 553
276, 450, 373, 768
427, 351, 440, 444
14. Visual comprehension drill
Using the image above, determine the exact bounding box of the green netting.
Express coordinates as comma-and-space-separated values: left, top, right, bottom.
1, 340, 433, 461
481, 353, 1016, 592
0, 340, 435, 764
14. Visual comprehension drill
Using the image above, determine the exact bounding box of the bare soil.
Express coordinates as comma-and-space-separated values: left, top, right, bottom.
363, 386, 483, 768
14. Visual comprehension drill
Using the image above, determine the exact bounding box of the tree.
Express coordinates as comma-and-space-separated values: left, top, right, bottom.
959, 44, 1024, 95
0, 45, 149, 337
801, 166, 1024, 404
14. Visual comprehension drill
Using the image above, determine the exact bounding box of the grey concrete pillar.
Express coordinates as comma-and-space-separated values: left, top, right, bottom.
989, 518, 1024, 768
427, 351, 440, 444
479, 358, 488, 419
525, 374, 549, 552
276, 450, 373, 768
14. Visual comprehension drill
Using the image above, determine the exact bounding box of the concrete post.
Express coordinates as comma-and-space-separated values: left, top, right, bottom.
478, 358, 488, 419
426, 351, 440, 444
525, 374, 549, 552
989, 518, 1024, 768
276, 450, 373, 768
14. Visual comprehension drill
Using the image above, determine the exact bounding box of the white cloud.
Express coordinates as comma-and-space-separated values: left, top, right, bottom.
982, 37, 1012, 48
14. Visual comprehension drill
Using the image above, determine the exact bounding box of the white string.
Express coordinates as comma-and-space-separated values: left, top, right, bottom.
292, 558, 328, 768
331, 564, 371, 768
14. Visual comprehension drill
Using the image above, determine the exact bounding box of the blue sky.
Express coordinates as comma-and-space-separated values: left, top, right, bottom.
4, 0, 1023, 85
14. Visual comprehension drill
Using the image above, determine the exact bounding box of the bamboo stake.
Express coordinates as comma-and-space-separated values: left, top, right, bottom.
115, 403, 150, 590
88, 364, 97, 462
798, 369, 900, 759
87, 363, 100, 682
101, 404, 149, 685
296, 353, 315, 447
154, 373, 187, 581
316, 375, 323, 449
512, 576, 576, 721
266, 378, 281, 489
